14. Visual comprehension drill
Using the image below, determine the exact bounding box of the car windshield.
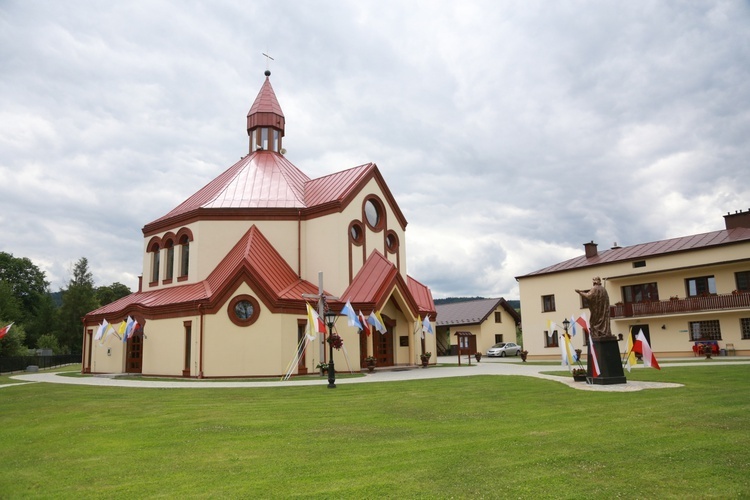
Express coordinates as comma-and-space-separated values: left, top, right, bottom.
492, 343, 506, 348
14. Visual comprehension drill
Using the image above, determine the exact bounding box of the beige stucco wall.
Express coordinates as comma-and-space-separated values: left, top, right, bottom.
518, 242, 750, 358
142, 220, 301, 291
88, 329, 128, 374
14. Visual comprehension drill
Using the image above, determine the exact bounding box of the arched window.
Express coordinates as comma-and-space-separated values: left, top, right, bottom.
179, 234, 190, 278
150, 242, 160, 284
164, 239, 175, 281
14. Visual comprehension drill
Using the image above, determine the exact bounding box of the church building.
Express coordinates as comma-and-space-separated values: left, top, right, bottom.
82, 70, 436, 378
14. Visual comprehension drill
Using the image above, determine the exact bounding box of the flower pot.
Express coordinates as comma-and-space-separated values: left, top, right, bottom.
573, 374, 587, 382
420, 358, 429, 367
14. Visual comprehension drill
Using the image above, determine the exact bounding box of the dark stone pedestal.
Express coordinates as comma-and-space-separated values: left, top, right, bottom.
587, 336, 627, 385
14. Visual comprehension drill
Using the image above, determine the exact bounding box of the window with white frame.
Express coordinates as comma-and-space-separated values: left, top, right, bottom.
686, 276, 716, 297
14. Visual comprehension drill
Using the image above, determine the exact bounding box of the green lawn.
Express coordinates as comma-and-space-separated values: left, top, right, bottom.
1, 364, 749, 498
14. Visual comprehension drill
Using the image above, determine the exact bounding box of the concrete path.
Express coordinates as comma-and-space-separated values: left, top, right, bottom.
9, 356, 747, 392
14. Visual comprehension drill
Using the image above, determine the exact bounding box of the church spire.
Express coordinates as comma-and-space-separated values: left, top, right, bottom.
247, 70, 285, 153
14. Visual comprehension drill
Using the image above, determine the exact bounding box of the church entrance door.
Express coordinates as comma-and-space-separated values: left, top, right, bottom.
373, 327, 394, 367
126, 332, 143, 373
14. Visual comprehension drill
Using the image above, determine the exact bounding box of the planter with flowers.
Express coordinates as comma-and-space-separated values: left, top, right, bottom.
316, 362, 329, 374
365, 355, 376, 372
420, 352, 431, 367
572, 368, 587, 382
327, 333, 344, 350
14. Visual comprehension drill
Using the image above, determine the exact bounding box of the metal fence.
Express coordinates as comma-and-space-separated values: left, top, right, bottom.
0, 354, 81, 374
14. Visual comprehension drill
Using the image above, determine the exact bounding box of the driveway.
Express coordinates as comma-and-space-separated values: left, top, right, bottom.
10, 356, 742, 391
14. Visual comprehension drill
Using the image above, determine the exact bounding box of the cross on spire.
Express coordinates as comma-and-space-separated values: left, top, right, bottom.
262, 51, 274, 73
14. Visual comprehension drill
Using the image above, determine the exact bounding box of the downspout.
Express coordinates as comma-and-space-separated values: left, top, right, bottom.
297, 210, 302, 277
198, 303, 205, 379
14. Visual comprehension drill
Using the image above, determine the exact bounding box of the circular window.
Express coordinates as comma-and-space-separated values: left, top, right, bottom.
364, 198, 382, 230
386, 231, 398, 253
228, 295, 260, 326
350, 222, 363, 245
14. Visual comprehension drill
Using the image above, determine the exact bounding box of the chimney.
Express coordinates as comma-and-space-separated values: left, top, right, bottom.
138, 275, 143, 293
584, 241, 598, 258
724, 209, 750, 230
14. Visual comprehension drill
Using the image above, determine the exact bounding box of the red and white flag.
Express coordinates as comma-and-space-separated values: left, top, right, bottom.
634, 330, 660, 370
576, 313, 589, 334
0, 322, 13, 339
588, 332, 601, 377
358, 311, 370, 336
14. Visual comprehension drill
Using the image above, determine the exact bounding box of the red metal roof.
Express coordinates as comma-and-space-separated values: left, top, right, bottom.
246, 75, 285, 132
340, 250, 419, 317
304, 163, 373, 206
407, 276, 436, 316
87, 225, 319, 321
518, 227, 750, 278
146, 151, 310, 228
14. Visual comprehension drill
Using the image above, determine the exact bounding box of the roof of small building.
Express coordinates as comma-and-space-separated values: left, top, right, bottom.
517, 227, 750, 279
435, 298, 520, 327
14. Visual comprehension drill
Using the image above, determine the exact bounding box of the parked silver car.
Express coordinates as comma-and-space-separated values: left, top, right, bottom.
487, 342, 522, 357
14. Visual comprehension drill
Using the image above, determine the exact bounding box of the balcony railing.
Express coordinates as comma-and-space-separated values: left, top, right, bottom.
610, 292, 750, 319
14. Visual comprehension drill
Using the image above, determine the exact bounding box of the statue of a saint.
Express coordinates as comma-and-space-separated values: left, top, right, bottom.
575, 277, 613, 338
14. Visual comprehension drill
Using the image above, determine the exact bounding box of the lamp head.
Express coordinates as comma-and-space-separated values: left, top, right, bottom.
324, 310, 337, 328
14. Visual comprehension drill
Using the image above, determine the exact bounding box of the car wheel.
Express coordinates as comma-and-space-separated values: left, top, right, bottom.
515, 350, 520, 356
500, 351, 506, 358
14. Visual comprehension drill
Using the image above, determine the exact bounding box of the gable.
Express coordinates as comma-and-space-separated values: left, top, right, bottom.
340, 249, 419, 317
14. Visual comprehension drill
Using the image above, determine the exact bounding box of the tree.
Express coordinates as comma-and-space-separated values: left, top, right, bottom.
57, 258, 98, 354
23, 293, 58, 351
36, 333, 61, 354
0, 321, 27, 356
0, 280, 23, 323
96, 282, 132, 306
0, 252, 50, 313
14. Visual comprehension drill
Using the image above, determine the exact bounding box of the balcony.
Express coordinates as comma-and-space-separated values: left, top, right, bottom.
610, 292, 750, 319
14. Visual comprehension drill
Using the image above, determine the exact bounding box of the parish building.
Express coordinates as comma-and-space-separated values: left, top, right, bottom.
434, 298, 521, 356
81, 70, 436, 377
516, 210, 750, 359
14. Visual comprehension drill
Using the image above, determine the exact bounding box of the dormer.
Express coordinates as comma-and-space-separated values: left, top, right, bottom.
247, 70, 285, 153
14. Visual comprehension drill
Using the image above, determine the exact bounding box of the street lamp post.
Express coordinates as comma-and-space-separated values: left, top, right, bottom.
562, 318, 570, 336
325, 311, 337, 389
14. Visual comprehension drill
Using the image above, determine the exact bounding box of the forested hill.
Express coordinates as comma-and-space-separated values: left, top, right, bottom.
434, 297, 520, 310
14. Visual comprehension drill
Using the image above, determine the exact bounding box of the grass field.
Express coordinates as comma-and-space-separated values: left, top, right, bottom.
1, 364, 749, 498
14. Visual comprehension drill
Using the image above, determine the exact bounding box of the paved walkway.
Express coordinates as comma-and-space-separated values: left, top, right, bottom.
9, 356, 748, 392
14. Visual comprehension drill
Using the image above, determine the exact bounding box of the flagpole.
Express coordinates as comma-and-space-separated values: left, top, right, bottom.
621, 346, 636, 368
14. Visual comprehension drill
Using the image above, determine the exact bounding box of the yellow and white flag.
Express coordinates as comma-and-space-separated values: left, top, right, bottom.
624, 329, 637, 372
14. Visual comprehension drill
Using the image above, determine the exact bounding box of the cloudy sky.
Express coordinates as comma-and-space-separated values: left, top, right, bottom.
2, 1, 749, 299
